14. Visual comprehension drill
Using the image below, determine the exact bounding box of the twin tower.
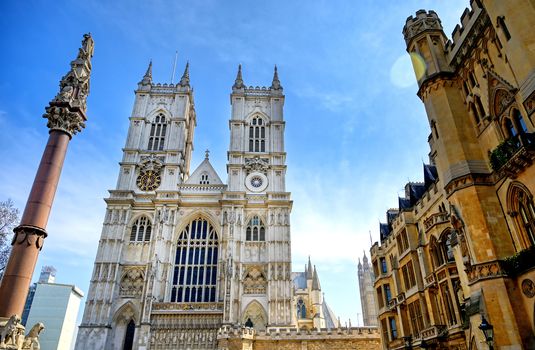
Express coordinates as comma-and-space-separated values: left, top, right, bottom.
74, 63, 296, 349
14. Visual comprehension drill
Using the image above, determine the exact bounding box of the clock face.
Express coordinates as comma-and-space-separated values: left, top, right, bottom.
136, 170, 161, 191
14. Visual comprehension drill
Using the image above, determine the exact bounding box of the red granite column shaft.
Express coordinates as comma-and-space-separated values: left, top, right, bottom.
0, 130, 70, 318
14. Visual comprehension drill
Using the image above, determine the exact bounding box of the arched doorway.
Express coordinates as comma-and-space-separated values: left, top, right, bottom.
123, 320, 135, 350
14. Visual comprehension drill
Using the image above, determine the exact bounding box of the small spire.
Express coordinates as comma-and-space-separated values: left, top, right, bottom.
232, 64, 244, 90
312, 265, 321, 291
271, 65, 282, 90
205, 149, 210, 160
179, 61, 190, 87
139, 60, 153, 85
306, 256, 313, 279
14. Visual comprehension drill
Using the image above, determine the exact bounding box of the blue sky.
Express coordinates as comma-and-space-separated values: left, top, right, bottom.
0, 0, 468, 327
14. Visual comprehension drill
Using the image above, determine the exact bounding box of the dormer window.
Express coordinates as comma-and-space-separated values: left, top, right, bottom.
248, 117, 266, 152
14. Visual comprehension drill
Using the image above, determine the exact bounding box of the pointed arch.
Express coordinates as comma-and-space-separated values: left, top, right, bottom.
170, 214, 220, 303
112, 301, 138, 323
507, 181, 535, 248
242, 300, 268, 331
128, 215, 152, 242
246, 215, 266, 242
147, 110, 169, 151
246, 113, 269, 153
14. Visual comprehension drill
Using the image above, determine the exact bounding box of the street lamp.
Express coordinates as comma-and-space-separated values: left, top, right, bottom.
478, 316, 494, 349
403, 335, 413, 350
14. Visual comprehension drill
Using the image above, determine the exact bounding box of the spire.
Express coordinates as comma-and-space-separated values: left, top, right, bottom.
362, 250, 368, 264
179, 62, 190, 87
232, 64, 244, 90
270, 65, 282, 90
312, 265, 321, 291
306, 256, 313, 279
140, 60, 152, 85
358, 258, 362, 269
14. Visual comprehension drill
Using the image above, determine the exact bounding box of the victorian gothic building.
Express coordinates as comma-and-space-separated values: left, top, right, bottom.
74, 64, 380, 350
358, 252, 378, 327
372, 1, 535, 349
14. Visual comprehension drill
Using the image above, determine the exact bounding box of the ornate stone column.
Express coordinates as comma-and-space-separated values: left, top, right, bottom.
0, 34, 94, 318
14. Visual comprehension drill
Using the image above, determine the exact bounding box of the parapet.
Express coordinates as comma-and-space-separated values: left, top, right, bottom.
217, 325, 380, 340
403, 9, 443, 46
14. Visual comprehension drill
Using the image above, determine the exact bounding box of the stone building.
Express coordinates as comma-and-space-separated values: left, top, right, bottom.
358, 252, 378, 327
372, 0, 535, 349
74, 64, 381, 350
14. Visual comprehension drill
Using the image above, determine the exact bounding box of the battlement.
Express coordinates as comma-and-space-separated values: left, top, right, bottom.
217, 325, 380, 339
403, 9, 443, 45
445, 0, 486, 64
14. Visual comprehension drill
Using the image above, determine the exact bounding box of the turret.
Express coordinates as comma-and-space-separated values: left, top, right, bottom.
138, 60, 152, 89
403, 10, 452, 87
232, 64, 244, 92
178, 62, 190, 91
270, 65, 282, 92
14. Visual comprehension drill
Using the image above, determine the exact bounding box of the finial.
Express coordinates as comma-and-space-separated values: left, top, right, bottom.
306, 256, 313, 279
232, 64, 244, 90
312, 265, 321, 291
139, 60, 153, 85
271, 64, 282, 90
44, 33, 94, 137
205, 149, 210, 159
179, 61, 190, 87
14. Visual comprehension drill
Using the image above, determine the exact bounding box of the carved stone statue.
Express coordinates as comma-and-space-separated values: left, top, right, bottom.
0, 315, 22, 348
22, 323, 44, 350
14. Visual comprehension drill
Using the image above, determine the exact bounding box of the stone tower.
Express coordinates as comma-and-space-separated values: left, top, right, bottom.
357, 251, 377, 327
75, 64, 293, 350
222, 65, 293, 329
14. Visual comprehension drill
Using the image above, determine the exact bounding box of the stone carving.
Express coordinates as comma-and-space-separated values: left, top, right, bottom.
522, 279, 535, 298
244, 157, 269, 174
0, 315, 22, 348
243, 266, 267, 294
120, 266, 145, 297
524, 90, 535, 116
139, 154, 164, 172
21, 323, 45, 350
11, 227, 46, 251
43, 34, 94, 136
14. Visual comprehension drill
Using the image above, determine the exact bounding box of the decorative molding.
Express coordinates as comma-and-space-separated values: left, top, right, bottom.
11, 225, 47, 250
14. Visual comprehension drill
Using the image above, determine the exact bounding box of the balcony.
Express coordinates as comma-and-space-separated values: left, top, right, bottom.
421, 325, 447, 340
502, 245, 535, 277
423, 212, 449, 232
490, 132, 535, 178
424, 273, 436, 288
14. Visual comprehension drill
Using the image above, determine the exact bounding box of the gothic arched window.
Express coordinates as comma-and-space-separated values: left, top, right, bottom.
148, 114, 167, 151
130, 216, 152, 242
508, 184, 535, 247
248, 116, 266, 153
246, 216, 265, 241
297, 299, 306, 319
512, 108, 528, 134
170, 218, 219, 303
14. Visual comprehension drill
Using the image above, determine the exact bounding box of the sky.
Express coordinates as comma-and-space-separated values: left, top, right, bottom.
0, 0, 469, 328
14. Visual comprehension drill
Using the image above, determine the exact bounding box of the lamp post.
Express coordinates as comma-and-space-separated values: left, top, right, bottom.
478, 316, 494, 350
403, 335, 413, 350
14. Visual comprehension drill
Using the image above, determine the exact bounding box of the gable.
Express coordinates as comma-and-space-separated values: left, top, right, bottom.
185, 158, 223, 185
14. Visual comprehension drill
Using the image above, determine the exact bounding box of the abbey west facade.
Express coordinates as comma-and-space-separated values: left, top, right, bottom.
74, 64, 380, 350
372, 1, 535, 349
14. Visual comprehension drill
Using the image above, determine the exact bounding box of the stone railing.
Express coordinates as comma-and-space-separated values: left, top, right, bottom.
490, 132, 535, 178
150, 83, 178, 94
397, 292, 406, 304
421, 324, 447, 339
178, 184, 226, 192
502, 246, 535, 276
387, 298, 396, 310
423, 212, 449, 232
